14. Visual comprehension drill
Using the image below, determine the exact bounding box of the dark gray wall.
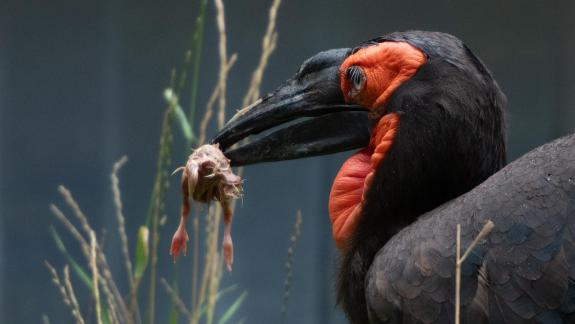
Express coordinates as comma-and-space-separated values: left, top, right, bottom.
1, 0, 574, 323
0, 14, 6, 320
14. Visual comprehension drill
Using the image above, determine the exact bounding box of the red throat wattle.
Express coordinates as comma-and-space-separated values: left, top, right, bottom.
329, 114, 400, 250
328, 41, 426, 251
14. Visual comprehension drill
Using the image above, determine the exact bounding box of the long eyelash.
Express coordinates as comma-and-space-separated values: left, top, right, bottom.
346, 66, 363, 86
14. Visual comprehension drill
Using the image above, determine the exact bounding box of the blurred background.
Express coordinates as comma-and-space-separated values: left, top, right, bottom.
1, 0, 575, 323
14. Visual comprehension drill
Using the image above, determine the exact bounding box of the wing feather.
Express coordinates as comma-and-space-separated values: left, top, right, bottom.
366, 134, 575, 323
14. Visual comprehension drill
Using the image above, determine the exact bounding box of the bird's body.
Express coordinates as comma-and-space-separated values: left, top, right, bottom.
366, 134, 575, 323
212, 30, 575, 323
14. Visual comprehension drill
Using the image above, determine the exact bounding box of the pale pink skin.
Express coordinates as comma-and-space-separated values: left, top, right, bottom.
222, 200, 234, 272
170, 171, 191, 261
170, 144, 241, 271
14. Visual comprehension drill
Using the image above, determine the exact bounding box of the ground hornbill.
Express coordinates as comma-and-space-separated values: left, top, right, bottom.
212, 31, 575, 323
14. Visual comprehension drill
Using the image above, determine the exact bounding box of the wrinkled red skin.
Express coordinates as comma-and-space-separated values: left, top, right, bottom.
170, 144, 241, 271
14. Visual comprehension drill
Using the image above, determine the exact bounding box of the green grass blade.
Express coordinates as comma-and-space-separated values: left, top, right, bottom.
165, 88, 194, 142
102, 306, 111, 324
198, 284, 238, 316
168, 306, 178, 324
134, 226, 150, 281
49, 226, 93, 290
167, 266, 179, 324
215, 284, 239, 301
216, 291, 247, 324
49, 226, 112, 324
187, 0, 208, 126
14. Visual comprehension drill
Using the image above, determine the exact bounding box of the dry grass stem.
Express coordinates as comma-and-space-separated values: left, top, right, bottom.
49, 1, 286, 322
191, 212, 200, 314
49, 203, 124, 323
458, 220, 494, 264
242, 0, 282, 107
224, 0, 282, 220
58, 188, 113, 298
90, 231, 103, 324
455, 224, 461, 324
281, 210, 302, 322
148, 78, 179, 323
50, 204, 90, 258
206, 251, 223, 324
102, 282, 120, 324
160, 278, 192, 319
191, 206, 222, 324
198, 54, 237, 145
85, 228, 131, 323
96, 248, 131, 324
45, 261, 84, 324
57, 185, 131, 323
45, 261, 85, 324
58, 185, 93, 238
111, 155, 142, 320
100, 267, 123, 324
192, 12, 282, 318
214, 0, 229, 129
63, 265, 86, 324
111, 156, 134, 287
455, 220, 494, 324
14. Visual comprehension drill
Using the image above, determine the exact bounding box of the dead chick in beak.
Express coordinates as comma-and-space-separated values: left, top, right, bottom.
170, 144, 242, 272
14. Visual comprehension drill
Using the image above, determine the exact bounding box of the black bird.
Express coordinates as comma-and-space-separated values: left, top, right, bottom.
212, 31, 575, 323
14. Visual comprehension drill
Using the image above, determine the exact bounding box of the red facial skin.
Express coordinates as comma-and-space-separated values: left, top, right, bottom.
329, 42, 426, 251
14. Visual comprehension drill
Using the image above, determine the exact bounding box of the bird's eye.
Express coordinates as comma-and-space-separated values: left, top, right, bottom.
345, 66, 365, 97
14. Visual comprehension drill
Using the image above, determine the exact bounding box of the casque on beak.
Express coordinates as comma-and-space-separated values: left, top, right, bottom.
212, 48, 371, 166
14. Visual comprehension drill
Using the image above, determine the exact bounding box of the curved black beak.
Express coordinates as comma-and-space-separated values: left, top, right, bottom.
212, 48, 371, 166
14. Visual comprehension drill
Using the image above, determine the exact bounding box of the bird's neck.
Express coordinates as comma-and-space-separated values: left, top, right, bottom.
328, 113, 400, 250
335, 114, 506, 323
333, 48, 507, 323
330, 113, 410, 323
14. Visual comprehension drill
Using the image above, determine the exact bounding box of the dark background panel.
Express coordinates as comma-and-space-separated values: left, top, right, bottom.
1, 0, 574, 323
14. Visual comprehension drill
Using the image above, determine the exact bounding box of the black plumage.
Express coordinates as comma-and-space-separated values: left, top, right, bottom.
211, 30, 575, 324
339, 31, 507, 323
366, 135, 575, 323
338, 31, 575, 323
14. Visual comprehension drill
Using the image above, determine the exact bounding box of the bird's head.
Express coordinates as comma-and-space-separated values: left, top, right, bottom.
213, 31, 506, 250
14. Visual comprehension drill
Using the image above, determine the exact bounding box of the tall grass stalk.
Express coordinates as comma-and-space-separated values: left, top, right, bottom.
454, 220, 494, 324
46, 0, 283, 323
187, 0, 209, 130
146, 70, 178, 324
281, 210, 302, 323
91, 230, 103, 324
45, 262, 85, 324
